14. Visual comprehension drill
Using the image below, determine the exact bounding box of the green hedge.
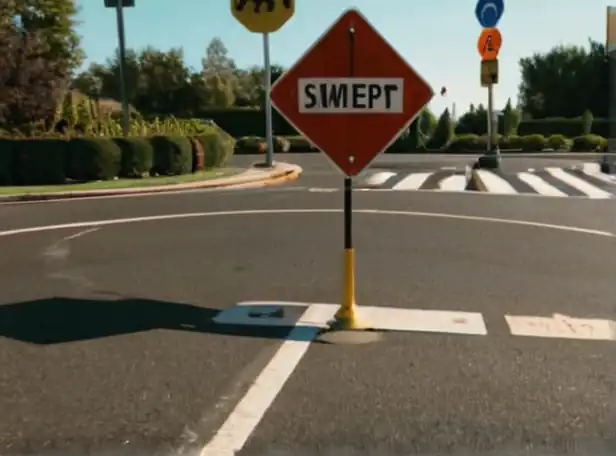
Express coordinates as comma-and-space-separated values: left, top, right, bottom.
233, 133, 610, 155
195, 108, 616, 140
0, 131, 234, 186
436, 133, 607, 154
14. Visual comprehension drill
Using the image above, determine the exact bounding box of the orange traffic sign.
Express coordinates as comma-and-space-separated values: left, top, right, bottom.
477, 27, 502, 60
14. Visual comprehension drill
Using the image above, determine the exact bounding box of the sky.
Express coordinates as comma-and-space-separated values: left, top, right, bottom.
76, 0, 610, 117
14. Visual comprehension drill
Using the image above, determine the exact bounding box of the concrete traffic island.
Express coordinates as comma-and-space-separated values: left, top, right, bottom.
0, 162, 302, 203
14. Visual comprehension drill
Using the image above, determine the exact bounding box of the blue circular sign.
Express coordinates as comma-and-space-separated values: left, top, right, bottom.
475, 0, 504, 28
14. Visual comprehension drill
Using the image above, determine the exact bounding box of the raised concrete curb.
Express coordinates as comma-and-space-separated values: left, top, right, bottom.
0, 162, 302, 203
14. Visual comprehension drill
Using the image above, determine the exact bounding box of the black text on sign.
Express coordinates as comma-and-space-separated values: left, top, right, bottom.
298, 78, 404, 114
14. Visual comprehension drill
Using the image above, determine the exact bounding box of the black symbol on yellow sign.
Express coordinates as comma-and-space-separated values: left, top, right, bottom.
235, 0, 291, 13
231, 0, 295, 33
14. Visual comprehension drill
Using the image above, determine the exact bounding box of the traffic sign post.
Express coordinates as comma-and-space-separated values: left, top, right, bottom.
231, 0, 295, 167
475, 0, 504, 169
104, 0, 134, 137
270, 8, 433, 330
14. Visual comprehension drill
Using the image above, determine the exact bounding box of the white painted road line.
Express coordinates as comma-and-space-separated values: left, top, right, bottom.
392, 172, 431, 190
476, 170, 518, 194
581, 170, 616, 184
363, 171, 397, 186
201, 303, 337, 456
505, 314, 616, 341
517, 172, 567, 197
357, 307, 487, 335
215, 302, 488, 336
438, 175, 467, 192
0, 209, 611, 238
546, 167, 612, 198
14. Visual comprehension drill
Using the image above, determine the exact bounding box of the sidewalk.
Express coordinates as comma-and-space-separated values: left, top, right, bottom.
0, 162, 302, 203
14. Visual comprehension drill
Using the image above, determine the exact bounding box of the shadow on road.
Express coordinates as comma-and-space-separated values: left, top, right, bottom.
0, 297, 297, 344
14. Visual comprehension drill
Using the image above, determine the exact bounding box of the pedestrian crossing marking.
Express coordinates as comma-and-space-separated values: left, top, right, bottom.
546, 167, 612, 198
579, 169, 615, 184
476, 169, 518, 194
392, 172, 431, 190
364, 171, 396, 186
517, 172, 567, 197
439, 174, 466, 191
351, 167, 616, 199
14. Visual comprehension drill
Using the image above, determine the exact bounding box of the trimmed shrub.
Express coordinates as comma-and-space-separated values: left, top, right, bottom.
499, 135, 524, 150
0, 138, 17, 185
286, 135, 318, 152
196, 131, 234, 168
113, 137, 154, 178
235, 136, 266, 154
482, 134, 502, 148
520, 134, 547, 152
14, 139, 68, 185
545, 134, 570, 150
446, 134, 484, 152
149, 135, 193, 176
570, 134, 605, 152
69, 138, 122, 181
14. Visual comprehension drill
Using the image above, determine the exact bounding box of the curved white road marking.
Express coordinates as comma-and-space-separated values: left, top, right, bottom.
0, 209, 611, 238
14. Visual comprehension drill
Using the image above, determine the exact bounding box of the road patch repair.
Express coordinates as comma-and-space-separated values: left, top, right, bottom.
0, 162, 302, 203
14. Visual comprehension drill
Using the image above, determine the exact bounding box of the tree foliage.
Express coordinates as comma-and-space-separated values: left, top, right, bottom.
0, 25, 69, 128
2, 14, 614, 135
517, 39, 608, 118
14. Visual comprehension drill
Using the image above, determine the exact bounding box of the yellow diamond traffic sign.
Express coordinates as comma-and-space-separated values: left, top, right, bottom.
231, 0, 295, 34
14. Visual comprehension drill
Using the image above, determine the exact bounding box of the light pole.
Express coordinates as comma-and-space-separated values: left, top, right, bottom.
104, 0, 134, 137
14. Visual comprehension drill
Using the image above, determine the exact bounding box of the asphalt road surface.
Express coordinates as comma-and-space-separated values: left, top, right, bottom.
1, 184, 616, 456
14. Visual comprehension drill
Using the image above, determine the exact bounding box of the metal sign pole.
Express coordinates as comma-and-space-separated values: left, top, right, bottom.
114, 0, 130, 137
486, 83, 494, 154
263, 33, 274, 168
334, 24, 359, 330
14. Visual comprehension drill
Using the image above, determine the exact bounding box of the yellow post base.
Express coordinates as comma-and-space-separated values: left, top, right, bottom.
331, 248, 362, 330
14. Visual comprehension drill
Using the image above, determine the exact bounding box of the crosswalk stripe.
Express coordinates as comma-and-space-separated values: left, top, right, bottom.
517, 172, 567, 197
392, 172, 432, 190
363, 171, 397, 186
355, 167, 615, 198
476, 170, 518, 194
438, 174, 467, 191
577, 169, 616, 185
546, 168, 612, 198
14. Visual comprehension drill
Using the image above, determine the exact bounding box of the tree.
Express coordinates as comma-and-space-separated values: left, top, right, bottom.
75, 49, 141, 103
455, 104, 488, 135
16, 0, 84, 73
517, 39, 608, 118
0, 26, 69, 128
427, 109, 455, 149
502, 98, 521, 136
134, 47, 192, 115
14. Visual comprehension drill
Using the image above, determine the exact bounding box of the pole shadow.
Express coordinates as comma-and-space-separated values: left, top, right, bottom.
0, 297, 301, 345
